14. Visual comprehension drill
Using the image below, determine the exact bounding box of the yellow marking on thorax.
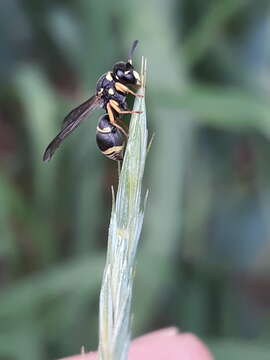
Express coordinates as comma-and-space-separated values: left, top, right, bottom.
106, 72, 113, 81
98, 88, 104, 95
108, 88, 114, 95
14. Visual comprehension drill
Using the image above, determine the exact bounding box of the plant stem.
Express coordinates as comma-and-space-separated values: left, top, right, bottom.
98, 58, 148, 360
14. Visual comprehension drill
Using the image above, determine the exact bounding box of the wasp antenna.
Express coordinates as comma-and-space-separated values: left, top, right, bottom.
128, 40, 139, 64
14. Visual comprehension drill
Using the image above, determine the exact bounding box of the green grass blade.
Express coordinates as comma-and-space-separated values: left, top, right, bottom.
98, 58, 148, 360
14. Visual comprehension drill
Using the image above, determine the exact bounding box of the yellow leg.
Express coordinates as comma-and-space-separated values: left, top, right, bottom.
106, 103, 128, 137
109, 100, 142, 115
115, 82, 143, 97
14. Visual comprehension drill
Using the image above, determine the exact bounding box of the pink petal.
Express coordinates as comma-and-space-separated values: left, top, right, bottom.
60, 328, 213, 360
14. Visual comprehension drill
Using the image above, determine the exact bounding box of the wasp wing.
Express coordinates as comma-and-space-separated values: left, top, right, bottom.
61, 95, 102, 128
43, 95, 102, 162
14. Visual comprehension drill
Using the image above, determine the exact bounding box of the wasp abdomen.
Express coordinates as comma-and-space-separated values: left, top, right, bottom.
96, 115, 125, 161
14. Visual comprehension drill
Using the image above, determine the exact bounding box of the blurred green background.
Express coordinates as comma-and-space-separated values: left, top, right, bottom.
1, 0, 270, 359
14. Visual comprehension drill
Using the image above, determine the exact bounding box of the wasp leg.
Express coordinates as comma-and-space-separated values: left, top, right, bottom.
106, 103, 128, 138
114, 82, 143, 97
109, 99, 143, 115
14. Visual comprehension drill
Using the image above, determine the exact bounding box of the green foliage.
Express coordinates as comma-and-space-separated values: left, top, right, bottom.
1, 1, 270, 359
209, 340, 270, 360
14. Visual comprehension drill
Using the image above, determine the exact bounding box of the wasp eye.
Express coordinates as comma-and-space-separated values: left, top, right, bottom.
116, 70, 124, 79
125, 72, 133, 81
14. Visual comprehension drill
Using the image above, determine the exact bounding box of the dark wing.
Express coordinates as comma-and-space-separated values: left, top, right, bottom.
61, 95, 102, 128
43, 95, 102, 162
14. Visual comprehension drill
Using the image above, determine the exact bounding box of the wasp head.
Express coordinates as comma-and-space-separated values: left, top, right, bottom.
112, 40, 141, 87
112, 61, 141, 87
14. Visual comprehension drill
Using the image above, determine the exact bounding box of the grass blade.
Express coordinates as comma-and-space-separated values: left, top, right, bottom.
98, 58, 148, 360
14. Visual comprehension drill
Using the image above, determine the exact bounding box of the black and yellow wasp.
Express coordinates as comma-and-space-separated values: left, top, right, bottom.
43, 40, 142, 162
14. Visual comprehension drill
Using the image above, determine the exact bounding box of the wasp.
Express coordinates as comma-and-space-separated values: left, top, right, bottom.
43, 40, 142, 162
